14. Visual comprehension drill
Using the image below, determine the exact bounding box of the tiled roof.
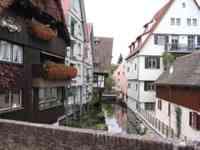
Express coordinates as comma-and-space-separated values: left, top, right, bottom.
156, 52, 200, 87
126, 0, 200, 60
94, 37, 113, 73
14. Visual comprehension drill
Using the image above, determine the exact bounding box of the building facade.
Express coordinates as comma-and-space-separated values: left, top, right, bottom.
113, 64, 128, 100
93, 37, 113, 91
0, 0, 72, 124
61, 0, 94, 113
156, 52, 200, 141
126, 0, 200, 112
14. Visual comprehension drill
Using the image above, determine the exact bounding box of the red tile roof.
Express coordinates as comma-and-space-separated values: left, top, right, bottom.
126, 0, 200, 60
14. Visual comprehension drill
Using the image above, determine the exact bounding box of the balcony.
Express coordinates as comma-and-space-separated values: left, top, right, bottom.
165, 44, 200, 53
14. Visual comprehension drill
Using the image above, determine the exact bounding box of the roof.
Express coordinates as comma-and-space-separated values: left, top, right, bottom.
94, 37, 113, 73
156, 52, 200, 87
126, 0, 200, 60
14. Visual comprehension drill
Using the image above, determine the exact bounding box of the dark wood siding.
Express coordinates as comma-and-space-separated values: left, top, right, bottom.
0, 11, 67, 57
156, 85, 200, 112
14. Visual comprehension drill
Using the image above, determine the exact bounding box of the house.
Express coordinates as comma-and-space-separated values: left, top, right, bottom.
0, 0, 73, 124
61, 0, 94, 114
155, 52, 200, 141
125, 0, 200, 114
93, 37, 113, 91
113, 64, 128, 100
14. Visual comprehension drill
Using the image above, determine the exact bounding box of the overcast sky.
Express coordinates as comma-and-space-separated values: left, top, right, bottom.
84, 0, 167, 64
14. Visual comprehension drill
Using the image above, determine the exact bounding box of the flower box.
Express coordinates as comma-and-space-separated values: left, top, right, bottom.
30, 20, 57, 41
0, 0, 14, 13
43, 64, 77, 80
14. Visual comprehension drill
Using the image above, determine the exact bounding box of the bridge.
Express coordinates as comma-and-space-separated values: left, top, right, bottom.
0, 119, 197, 150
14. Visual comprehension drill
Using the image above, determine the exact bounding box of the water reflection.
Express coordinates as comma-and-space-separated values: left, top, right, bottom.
103, 104, 140, 135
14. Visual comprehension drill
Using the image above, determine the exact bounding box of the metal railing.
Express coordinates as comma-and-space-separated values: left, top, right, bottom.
138, 108, 175, 139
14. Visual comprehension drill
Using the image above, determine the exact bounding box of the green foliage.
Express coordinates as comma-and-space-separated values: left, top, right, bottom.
105, 75, 114, 91
66, 94, 107, 130
162, 52, 176, 70
175, 107, 182, 138
102, 104, 114, 117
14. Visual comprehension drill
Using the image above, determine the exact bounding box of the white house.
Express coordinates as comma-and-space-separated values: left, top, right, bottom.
62, 0, 94, 111
126, 0, 200, 113
125, 0, 200, 141
155, 52, 200, 141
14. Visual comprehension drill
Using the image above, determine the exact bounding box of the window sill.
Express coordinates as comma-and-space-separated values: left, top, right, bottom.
0, 107, 24, 114
39, 103, 63, 111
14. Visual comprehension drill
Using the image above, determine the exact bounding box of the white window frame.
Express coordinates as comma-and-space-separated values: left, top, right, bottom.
0, 41, 23, 64
0, 90, 22, 111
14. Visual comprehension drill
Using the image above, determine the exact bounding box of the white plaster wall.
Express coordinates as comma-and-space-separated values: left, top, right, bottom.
181, 107, 200, 141
154, 0, 200, 35
139, 81, 156, 103
127, 80, 138, 100
155, 99, 200, 141
126, 57, 138, 80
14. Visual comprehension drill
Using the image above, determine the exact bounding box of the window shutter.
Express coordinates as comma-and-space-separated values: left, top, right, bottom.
193, 112, 198, 130
154, 35, 158, 45
145, 57, 148, 68
157, 57, 160, 69
197, 114, 200, 130
189, 112, 193, 126
165, 35, 169, 44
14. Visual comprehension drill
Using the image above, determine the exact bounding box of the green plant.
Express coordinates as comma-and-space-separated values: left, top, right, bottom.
162, 52, 176, 70
175, 107, 182, 138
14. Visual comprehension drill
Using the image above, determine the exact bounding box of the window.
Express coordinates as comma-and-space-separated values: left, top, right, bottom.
39, 88, 63, 110
144, 81, 155, 91
72, 0, 81, 12
197, 36, 200, 46
154, 35, 166, 45
135, 64, 137, 70
145, 102, 155, 111
170, 18, 175, 25
70, 17, 77, 37
189, 112, 200, 130
187, 18, 191, 26
128, 83, 131, 88
176, 18, 181, 26
182, 2, 186, 8
135, 84, 138, 91
145, 56, 160, 69
188, 35, 195, 49
158, 99, 162, 110
0, 90, 22, 111
0, 41, 23, 64
192, 18, 197, 26
127, 67, 130, 72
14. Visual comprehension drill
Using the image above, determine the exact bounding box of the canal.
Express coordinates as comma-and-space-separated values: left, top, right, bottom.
64, 101, 161, 139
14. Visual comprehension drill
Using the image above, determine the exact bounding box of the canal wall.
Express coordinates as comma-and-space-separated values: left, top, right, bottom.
0, 119, 197, 150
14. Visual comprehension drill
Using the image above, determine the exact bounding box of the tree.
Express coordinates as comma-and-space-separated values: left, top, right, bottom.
117, 53, 123, 64
162, 52, 176, 70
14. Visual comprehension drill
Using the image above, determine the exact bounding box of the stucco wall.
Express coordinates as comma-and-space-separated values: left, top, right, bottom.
0, 119, 195, 150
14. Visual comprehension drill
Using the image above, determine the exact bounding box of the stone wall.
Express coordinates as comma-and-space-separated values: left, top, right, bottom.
0, 119, 196, 150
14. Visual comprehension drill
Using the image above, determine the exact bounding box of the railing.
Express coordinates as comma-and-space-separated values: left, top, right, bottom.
165, 44, 200, 52
138, 108, 176, 139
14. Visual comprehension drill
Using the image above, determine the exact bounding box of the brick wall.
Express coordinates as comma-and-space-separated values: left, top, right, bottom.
0, 119, 196, 150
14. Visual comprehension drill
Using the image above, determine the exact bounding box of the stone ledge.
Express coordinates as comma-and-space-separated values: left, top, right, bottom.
0, 119, 196, 150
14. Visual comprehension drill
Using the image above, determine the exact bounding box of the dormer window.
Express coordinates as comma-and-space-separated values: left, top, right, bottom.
182, 2, 186, 8
170, 18, 175, 25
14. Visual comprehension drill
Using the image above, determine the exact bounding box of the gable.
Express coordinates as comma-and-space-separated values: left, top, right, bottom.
154, 0, 200, 34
